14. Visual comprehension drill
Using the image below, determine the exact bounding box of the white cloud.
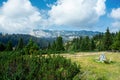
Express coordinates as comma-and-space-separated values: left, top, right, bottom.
0, 0, 42, 33
0, 0, 106, 34
110, 8, 120, 32
111, 21, 120, 32
48, 0, 106, 27
110, 8, 120, 20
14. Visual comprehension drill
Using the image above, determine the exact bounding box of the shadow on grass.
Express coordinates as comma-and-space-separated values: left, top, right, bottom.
93, 59, 117, 65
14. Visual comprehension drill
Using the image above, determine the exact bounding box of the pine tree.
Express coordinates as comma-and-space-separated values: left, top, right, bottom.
24, 38, 39, 54
103, 28, 112, 50
16, 38, 24, 50
70, 38, 81, 51
90, 39, 96, 51
6, 41, 13, 51
112, 31, 120, 51
48, 42, 51, 50
98, 39, 104, 51
85, 36, 90, 50
51, 41, 56, 51
33, 43, 39, 50
0, 42, 6, 51
55, 36, 64, 51
94, 33, 104, 51
80, 36, 90, 51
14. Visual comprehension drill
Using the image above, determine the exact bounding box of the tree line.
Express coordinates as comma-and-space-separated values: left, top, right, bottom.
0, 28, 120, 53
47, 28, 120, 52
65, 28, 120, 52
0, 33, 53, 49
0, 37, 81, 80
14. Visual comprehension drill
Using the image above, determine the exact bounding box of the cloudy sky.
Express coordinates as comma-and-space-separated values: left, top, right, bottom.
0, 0, 120, 34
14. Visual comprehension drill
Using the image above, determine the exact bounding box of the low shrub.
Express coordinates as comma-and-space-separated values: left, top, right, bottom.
0, 51, 81, 80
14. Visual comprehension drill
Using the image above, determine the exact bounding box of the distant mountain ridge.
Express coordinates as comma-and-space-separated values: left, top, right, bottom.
0, 33, 53, 49
0, 30, 100, 48
32, 29, 100, 40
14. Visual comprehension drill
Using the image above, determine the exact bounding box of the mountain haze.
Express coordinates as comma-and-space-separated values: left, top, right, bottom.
32, 29, 100, 40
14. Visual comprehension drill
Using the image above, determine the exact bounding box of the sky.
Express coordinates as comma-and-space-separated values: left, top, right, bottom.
0, 0, 120, 34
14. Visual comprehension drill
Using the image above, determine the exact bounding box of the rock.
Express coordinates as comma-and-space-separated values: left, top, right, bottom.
99, 53, 106, 62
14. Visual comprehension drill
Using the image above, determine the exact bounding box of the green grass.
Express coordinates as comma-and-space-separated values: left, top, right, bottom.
62, 52, 120, 80
1, 51, 120, 80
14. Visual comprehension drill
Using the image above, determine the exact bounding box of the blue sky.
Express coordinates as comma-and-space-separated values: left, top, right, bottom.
30, 0, 57, 10
106, 0, 120, 11
0, 0, 120, 33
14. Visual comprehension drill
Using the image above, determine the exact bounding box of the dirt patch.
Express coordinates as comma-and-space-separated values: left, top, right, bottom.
59, 52, 103, 58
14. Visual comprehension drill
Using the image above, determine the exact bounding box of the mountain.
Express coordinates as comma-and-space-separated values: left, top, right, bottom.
0, 30, 100, 48
32, 29, 100, 40
0, 33, 53, 49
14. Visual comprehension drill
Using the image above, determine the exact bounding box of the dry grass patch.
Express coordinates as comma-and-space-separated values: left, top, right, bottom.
61, 52, 120, 80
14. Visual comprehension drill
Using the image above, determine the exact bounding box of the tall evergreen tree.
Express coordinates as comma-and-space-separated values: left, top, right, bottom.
90, 39, 96, 51
80, 38, 85, 51
103, 28, 112, 50
85, 36, 90, 50
51, 41, 56, 51
111, 31, 120, 50
97, 39, 104, 51
93, 33, 104, 51
16, 38, 24, 50
24, 38, 39, 54
80, 36, 90, 51
71, 38, 79, 51
55, 36, 64, 51
48, 42, 51, 50
6, 41, 13, 51
0, 42, 6, 51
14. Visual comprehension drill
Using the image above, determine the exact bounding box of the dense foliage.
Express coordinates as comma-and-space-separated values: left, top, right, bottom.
0, 28, 120, 52
0, 51, 80, 80
112, 31, 120, 51
65, 28, 120, 52
16, 38, 24, 50
0, 28, 120, 79
0, 33, 54, 49
49, 36, 65, 52
0, 37, 81, 79
24, 38, 39, 55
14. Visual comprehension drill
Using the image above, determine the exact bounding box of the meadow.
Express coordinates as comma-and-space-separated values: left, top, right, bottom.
62, 52, 120, 80
1, 51, 120, 80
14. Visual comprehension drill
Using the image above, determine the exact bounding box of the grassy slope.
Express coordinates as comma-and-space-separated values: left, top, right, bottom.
62, 52, 120, 80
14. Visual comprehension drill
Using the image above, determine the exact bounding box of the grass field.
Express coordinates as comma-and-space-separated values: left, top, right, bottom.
61, 52, 120, 80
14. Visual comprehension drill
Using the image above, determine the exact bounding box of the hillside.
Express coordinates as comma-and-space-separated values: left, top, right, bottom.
0, 30, 100, 48
0, 33, 53, 49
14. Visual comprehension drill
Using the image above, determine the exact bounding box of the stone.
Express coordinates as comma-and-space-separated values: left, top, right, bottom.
99, 53, 106, 62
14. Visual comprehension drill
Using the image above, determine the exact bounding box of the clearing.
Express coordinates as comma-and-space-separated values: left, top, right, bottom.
61, 52, 120, 80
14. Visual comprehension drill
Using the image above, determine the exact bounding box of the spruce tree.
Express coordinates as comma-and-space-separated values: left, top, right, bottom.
90, 39, 96, 51
103, 28, 112, 50
0, 42, 6, 51
81, 36, 90, 51
48, 42, 51, 50
55, 36, 64, 51
24, 38, 39, 54
51, 41, 56, 51
6, 41, 13, 51
112, 31, 120, 50
85, 36, 90, 50
16, 38, 24, 50
71, 38, 81, 51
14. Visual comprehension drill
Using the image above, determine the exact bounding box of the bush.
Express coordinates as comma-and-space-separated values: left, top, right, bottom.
0, 51, 81, 80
